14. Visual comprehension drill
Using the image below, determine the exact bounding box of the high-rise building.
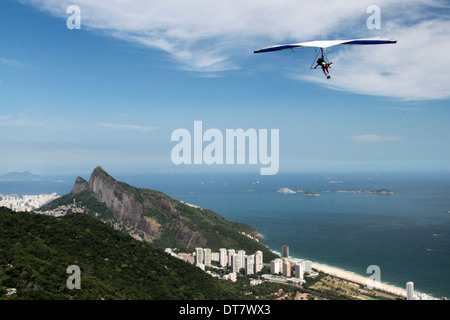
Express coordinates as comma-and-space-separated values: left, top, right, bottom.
295, 262, 304, 280
227, 249, 235, 268
246, 255, 255, 275
219, 248, 228, 267
203, 248, 212, 267
407, 282, 414, 300
231, 254, 240, 273
237, 250, 246, 270
304, 260, 312, 272
270, 258, 283, 274
281, 245, 289, 258
255, 251, 263, 273
195, 247, 204, 266
282, 260, 291, 278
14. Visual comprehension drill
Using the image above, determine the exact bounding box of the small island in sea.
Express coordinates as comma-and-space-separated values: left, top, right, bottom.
303, 191, 319, 197
329, 179, 343, 183
277, 187, 296, 194
336, 189, 394, 195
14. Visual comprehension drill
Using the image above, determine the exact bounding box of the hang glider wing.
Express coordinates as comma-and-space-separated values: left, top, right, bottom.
253, 37, 397, 53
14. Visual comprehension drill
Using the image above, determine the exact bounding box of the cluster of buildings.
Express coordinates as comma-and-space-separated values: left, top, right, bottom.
195, 247, 264, 275
268, 258, 313, 283
0, 193, 87, 218
165, 247, 264, 282
0, 193, 59, 212
165, 244, 317, 287
265, 245, 316, 286
36, 200, 85, 217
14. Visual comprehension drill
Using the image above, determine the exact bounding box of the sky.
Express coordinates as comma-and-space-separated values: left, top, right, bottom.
0, 0, 449, 175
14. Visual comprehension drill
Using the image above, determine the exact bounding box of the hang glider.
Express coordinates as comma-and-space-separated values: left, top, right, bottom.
254, 37, 397, 79
253, 37, 397, 54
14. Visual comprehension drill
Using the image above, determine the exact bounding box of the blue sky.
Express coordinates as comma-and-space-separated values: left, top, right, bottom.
0, 0, 449, 175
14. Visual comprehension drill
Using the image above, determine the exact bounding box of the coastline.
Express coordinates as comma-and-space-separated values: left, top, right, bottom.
269, 249, 407, 298
309, 262, 407, 298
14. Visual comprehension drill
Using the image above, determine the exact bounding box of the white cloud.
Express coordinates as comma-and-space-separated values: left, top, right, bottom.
97, 122, 157, 133
351, 134, 402, 143
303, 18, 450, 101
22, 0, 450, 100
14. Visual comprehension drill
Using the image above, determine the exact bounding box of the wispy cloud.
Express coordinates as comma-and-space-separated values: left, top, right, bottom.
380, 106, 423, 112
0, 58, 23, 68
351, 134, 403, 143
0, 114, 46, 127
97, 122, 157, 133
22, 0, 450, 100
0, 115, 13, 121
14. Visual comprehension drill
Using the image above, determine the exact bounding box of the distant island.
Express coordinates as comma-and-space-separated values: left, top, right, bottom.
0, 171, 44, 181
277, 188, 319, 196
336, 189, 394, 195
303, 191, 319, 197
277, 188, 296, 194
0, 171, 65, 183
277, 188, 393, 196
329, 179, 343, 183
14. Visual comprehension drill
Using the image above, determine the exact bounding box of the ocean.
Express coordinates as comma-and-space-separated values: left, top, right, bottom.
1, 171, 449, 299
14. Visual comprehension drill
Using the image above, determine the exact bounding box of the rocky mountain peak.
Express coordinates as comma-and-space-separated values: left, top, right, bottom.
71, 177, 89, 195
71, 166, 160, 241
62, 166, 275, 259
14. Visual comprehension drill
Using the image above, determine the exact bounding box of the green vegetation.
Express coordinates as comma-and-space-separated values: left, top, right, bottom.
0, 207, 242, 300
0, 207, 378, 301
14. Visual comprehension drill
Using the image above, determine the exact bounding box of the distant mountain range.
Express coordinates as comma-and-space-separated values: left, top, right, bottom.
0, 171, 45, 181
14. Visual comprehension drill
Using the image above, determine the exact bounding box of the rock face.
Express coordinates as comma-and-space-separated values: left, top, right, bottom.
88, 168, 144, 229
70, 166, 205, 247
71, 177, 89, 194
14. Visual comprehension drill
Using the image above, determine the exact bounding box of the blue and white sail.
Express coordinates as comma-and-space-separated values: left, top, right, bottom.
254, 37, 397, 53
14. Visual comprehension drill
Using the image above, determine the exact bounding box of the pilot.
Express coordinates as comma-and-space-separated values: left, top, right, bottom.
316, 57, 333, 79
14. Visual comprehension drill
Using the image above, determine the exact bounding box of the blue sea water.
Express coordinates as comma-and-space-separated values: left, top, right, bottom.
1, 171, 449, 299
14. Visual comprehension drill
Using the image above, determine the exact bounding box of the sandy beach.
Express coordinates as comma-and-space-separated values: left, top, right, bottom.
310, 262, 407, 298
272, 249, 408, 298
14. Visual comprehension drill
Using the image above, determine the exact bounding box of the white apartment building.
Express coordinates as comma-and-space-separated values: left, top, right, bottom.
295, 262, 305, 280
219, 248, 228, 267
227, 249, 235, 268
255, 250, 263, 273
407, 282, 414, 300
237, 250, 246, 270
203, 248, 212, 267
246, 255, 255, 275
195, 247, 204, 266
270, 258, 283, 274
